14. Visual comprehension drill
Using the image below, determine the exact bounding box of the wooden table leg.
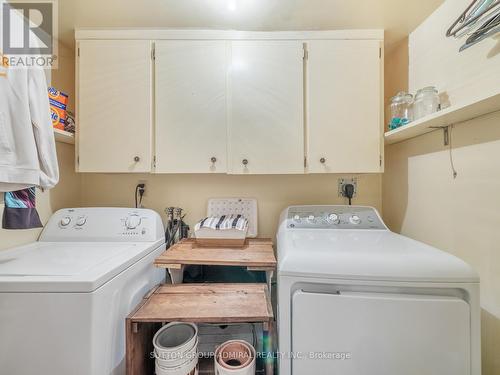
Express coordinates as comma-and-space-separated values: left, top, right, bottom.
126, 320, 156, 375
263, 321, 274, 375
168, 265, 184, 284
266, 270, 274, 293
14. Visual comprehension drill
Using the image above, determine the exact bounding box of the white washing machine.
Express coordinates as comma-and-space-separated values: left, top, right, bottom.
0, 207, 166, 375
277, 205, 480, 375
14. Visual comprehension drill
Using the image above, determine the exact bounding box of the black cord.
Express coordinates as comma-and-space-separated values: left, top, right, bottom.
135, 184, 145, 208
134, 185, 139, 208
343, 184, 355, 206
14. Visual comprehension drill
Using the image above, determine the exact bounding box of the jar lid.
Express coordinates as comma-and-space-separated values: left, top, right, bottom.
416, 86, 438, 94
391, 91, 413, 103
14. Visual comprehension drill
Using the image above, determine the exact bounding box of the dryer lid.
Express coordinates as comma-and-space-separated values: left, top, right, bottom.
0, 240, 162, 292
277, 230, 478, 283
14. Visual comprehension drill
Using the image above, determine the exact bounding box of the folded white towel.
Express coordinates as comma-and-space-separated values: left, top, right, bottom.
195, 215, 248, 232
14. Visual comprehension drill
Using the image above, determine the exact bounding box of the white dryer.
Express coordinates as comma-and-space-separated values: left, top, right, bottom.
277, 205, 480, 375
0, 207, 166, 375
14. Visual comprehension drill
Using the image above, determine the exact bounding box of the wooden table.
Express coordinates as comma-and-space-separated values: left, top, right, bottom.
126, 283, 274, 375
154, 238, 277, 288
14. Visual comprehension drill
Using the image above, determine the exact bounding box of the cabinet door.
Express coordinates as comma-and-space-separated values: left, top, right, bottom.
307, 40, 383, 173
77, 40, 152, 172
228, 41, 304, 174
154, 41, 227, 173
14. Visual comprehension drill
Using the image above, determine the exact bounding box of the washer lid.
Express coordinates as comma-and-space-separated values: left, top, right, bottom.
277, 230, 478, 283
0, 240, 162, 292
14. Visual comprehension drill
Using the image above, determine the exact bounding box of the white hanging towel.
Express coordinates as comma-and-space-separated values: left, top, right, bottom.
0, 66, 59, 192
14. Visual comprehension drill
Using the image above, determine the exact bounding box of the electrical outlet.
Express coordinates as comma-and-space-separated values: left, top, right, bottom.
137, 180, 147, 196
338, 177, 357, 198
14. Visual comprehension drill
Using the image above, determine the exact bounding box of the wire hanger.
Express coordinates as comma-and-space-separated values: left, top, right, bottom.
455, 0, 499, 37
447, 0, 500, 37
460, 12, 500, 50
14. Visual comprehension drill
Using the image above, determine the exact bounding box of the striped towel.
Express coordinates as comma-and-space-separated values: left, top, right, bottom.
194, 215, 248, 232
2, 187, 42, 229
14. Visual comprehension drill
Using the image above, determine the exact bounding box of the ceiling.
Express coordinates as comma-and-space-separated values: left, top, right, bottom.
58, 0, 445, 51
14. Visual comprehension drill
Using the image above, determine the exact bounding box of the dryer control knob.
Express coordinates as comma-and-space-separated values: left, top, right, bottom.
349, 215, 361, 225
76, 217, 87, 226
125, 214, 141, 230
60, 216, 71, 227
326, 213, 339, 224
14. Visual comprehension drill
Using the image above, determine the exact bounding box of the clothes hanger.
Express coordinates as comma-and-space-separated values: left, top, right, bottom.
464, 0, 496, 23
460, 23, 500, 50
447, 0, 484, 37
460, 11, 500, 50
454, 0, 498, 37
447, 0, 500, 37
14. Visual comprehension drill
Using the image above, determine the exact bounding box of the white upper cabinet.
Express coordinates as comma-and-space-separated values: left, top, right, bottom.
75, 30, 384, 175
154, 41, 228, 173
77, 40, 153, 172
228, 41, 305, 174
306, 40, 383, 173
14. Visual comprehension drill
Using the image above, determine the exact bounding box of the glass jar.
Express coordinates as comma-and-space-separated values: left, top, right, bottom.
389, 91, 413, 130
413, 86, 440, 120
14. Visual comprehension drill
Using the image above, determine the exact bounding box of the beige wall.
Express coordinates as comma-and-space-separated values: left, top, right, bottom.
384, 114, 500, 374
81, 173, 382, 239
383, 1, 500, 373
384, 37, 409, 129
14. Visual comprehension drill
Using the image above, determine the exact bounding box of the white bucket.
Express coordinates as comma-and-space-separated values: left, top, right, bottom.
214, 340, 256, 375
155, 359, 198, 375
153, 322, 199, 375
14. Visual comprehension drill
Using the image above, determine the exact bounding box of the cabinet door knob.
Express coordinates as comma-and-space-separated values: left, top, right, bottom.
320, 157, 326, 164
211, 157, 217, 163
134, 156, 140, 162
242, 159, 248, 166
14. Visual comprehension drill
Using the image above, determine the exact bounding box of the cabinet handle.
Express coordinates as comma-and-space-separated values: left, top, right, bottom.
320, 157, 326, 164
134, 156, 140, 162
211, 157, 217, 163
242, 159, 248, 166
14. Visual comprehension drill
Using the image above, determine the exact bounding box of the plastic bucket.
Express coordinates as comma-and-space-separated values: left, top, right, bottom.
155, 337, 199, 369
155, 359, 198, 375
153, 322, 199, 374
214, 340, 256, 375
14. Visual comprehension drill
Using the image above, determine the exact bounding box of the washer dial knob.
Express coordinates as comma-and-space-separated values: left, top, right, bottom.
349, 215, 361, 225
125, 214, 141, 230
60, 216, 71, 227
307, 215, 316, 223
326, 213, 340, 224
75, 216, 87, 226
293, 214, 301, 222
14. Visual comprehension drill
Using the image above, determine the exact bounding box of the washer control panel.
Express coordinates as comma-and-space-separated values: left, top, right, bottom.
40, 207, 164, 242
286, 206, 386, 230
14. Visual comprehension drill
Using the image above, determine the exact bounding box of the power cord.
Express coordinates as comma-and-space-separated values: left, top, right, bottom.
135, 184, 145, 208
343, 184, 355, 205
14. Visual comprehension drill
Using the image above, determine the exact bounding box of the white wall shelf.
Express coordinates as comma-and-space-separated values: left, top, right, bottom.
384, 92, 500, 145
54, 128, 75, 145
